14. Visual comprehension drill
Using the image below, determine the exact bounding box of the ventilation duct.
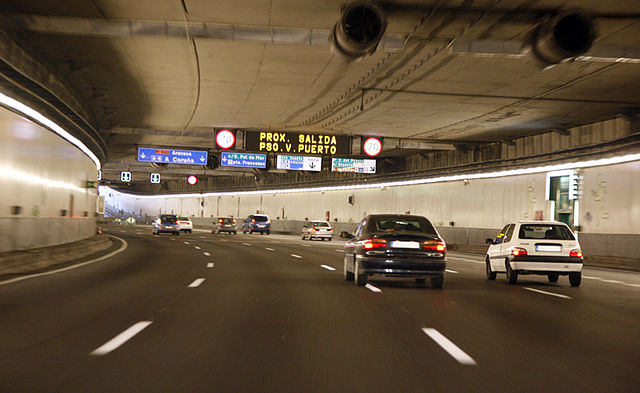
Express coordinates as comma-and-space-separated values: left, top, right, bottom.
329, 1, 388, 61
525, 10, 596, 66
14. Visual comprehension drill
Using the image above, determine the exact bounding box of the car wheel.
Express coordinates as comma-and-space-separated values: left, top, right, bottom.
328, 237, 332, 241
261, 231, 264, 235
249, 230, 253, 234
505, 260, 518, 284
430, 275, 444, 289
486, 258, 497, 280
266, 231, 270, 235
569, 272, 581, 287
354, 260, 367, 286
234, 231, 237, 235
547, 273, 559, 283
344, 258, 354, 281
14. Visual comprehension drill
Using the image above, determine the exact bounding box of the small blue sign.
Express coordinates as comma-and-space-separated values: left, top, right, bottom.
137, 147, 207, 165
221, 152, 267, 168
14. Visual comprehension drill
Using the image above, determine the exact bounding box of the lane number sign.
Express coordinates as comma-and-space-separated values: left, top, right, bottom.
363, 137, 382, 157
216, 129, 236, 150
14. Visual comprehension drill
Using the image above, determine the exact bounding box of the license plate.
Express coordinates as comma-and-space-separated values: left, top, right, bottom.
536, 245, 561, 252
390, 241, 420, 249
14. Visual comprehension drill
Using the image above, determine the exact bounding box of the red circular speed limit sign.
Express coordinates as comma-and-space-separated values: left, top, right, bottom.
216, 129, 235, 150
362, 137, 382, 157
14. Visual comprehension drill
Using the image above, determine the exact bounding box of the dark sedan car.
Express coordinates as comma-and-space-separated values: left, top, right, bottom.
342, 214, 446, 288
152, 214, 180, 235
215, 217, 237, 234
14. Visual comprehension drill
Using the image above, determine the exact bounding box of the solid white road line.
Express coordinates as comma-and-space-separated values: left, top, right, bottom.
203, 252, 211, 256
365, 283, 382, 293
301, 244, 312, 247
601, 279, 624, 284
523, 287, 572, 299
422, 328, 477, 366
188, 278, 205, 288
265, 247, 275, 251
183, 241, 190, 245
207, 263, 214, 268
0, 235, 128, 287
91, 321, 153, 356
335, 249, 343, 252
200, 236, 206, 239
242, 242, 251, 246
195, 246, 201, 250
445, 269, 459, 274
321, 265, 336, 271
625, 283, 640, 288
583, 275, 599, 279
290, 254, 302, 259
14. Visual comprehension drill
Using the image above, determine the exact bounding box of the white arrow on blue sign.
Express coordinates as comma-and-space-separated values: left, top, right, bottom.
276, 155, 322, 171
137, 147, 207, 165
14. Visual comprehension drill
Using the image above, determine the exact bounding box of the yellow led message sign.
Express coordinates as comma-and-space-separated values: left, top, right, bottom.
245, 131, 350, 156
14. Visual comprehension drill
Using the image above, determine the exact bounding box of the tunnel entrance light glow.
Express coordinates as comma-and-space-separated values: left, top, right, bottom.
0, 92, 101, 170
102, 152, 640, 200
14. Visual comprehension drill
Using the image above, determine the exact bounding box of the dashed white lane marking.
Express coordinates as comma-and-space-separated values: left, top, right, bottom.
203, 252, 211, 256
242, 242, 251, 246
447, 256, 484, 264
580, 276, 639, 287
207, 263, 214, 268
188, 278, 205, 288
422, 328, 477, 366
265, 247, 275, 251
335, 249, 343, 252
365, 284, 382, 293
301, 244, 312, 247
171, 238, 176, 241
290, 254, 303, 259
321, 265, 336, 271
220, 239, 228, 242
195, 246, 201, 250
184, 241, 190, 245
91, 321, 153, 356
625, 283, 640, 288
200, 236, 206, 239
523, 287, 572, 300
583, 276, 599, 279
445, 269, 459, 274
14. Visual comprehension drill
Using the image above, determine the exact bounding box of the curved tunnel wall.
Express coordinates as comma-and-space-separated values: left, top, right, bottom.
106, 158, 640, 260
0, 106, 98, 252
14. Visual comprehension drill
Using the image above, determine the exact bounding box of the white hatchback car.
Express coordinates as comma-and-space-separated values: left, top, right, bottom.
177, 217, 193, 233
301, 221, 334, 241
485, 221, 583, 286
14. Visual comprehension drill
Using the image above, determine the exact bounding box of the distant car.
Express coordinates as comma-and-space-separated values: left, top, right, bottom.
242, 214, 271, 234
485, 221, 583, 286
177, 217, 193, 233
215, 217, 237, 234
342, 214, 446, 288
301, 221, 334, 241
152, 214, 180, 235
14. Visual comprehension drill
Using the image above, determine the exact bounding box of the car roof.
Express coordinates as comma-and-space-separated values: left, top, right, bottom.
517, 221, 568, 225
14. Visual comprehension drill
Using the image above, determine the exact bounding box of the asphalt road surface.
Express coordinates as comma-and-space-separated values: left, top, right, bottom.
1, 224, 638, 392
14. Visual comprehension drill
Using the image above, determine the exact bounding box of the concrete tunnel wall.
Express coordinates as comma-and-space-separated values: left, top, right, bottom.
105, 158, 640, 260
0, 106, 98, 252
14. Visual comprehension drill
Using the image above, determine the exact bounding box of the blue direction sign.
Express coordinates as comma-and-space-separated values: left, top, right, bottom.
331, 158, 376, 173
220, 152, 267, 168
137, 147, 207, 165
276, 155, 322, 171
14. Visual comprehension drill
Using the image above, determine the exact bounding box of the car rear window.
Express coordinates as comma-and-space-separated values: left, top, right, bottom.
178, 217, 188, 221
253, 215, 268, 222
220, 218, 234, 223
160, 215, 177, 223
372, 216, 437, 235
518, 224, 575, 240
312, 222, 330, 227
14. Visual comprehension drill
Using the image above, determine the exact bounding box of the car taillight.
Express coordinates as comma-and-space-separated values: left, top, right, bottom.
570, 249, 582, 257
328, 228, 333, 231
311, 228, 317, 232
232, 219, 236, 223
251, 219, 255, 223
424, 240, 446, 252
362, 239, 387, 249
512, 247, 527, 256
218, 219, 223, 223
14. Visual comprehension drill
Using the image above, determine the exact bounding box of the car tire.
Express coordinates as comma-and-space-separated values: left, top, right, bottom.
328, 237, 332, 241
354, 260, 367, 286
430, 275, 444, 289
234, 231, 237, 235
506, 260, 518, 284
266, 231, 270, 235
547, 273, 559, 283
569, 272, 581, 287
243, 229, 246, 234
486, 258, 497, 280
260, 231, 264, 235
344, 259, 354, 281
249, 230, 253, 234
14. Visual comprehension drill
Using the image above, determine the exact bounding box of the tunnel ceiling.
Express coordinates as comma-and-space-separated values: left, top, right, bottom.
1, 0, 639, 186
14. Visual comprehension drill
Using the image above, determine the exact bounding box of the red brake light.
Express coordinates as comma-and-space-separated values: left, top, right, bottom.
570, 249, 582, 257
512, 247, 527, 256
362, 238, 387, 249
424, 240, 446, 252
232, 219, 236, 223
251, 219, 255, 223
218, 219, 223, 223
311, 228, 317, 232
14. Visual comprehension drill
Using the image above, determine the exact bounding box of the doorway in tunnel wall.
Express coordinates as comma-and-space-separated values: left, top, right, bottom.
546, 170, 579, 228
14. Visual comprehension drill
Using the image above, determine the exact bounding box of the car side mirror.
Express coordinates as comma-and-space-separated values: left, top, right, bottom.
340, 231, 354, 239
485, 238, 494, 245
